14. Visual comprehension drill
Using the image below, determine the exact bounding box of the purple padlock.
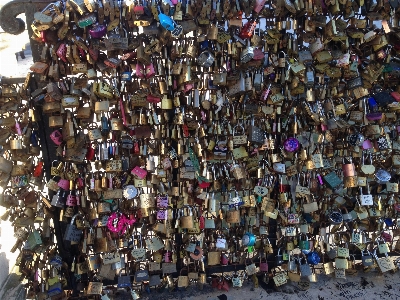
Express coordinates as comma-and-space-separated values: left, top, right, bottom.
366, 112, 382, 121
362, 139, 374, 149
283, 137, 300, 152
164, 251, 172, 262
317, 173, 324, 185
66, 193, 77, 206
156, 210, 167, 220
88, 23, 107, 39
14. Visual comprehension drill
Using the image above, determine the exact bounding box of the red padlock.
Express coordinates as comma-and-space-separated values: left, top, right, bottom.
76, 177, 84, 189
239, 20, 257, 39
33, 161, 43, 177
86, 144, 96, 160
182, 124, 189, 137
147, 94, 161, 103
199, 216, 205, 229
133, 5, 144, 14
88, 47, 99, 61
221, 253, 229, 265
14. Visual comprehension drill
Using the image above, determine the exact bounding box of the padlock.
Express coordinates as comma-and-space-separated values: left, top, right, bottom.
361, 249, 374, 267
275, 248, 284, 266
376, 238, 390, 254
298, 233, 310, 250
278, 51, 286, 68
65, 214, 83, 242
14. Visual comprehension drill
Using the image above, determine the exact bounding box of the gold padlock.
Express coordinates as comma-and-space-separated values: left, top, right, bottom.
161, 96, 172, 109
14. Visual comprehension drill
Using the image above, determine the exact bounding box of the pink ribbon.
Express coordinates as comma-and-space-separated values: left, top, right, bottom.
107, 212, 136, 235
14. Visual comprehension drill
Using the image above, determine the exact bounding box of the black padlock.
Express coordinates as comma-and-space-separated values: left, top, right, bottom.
362, 249, 374, 267
389, 125, 398, 140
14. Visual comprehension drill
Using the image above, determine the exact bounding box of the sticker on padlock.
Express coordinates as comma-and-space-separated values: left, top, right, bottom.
360, 194, 373, 206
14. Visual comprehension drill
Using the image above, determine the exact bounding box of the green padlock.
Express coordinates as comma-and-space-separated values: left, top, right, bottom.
323, 171, 342, 189
299, 233, 310, 250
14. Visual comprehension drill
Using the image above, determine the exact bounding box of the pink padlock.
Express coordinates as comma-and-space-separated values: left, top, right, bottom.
171, 0, 178, 4
50, 130, 63, 145
75, 192, 81, 205
362, 139, 373, 149
164, 251, 172, 263
259, 258, 269, 272
221, 253, 229, 265
320, 123, 328, 131
40, 31, 47, 43
131, 166, 147, 179
253, 0, 266, 13
56, 43, 67, 63
66, 193, 77, 206
342, 158, 356, 177
58, 178, 70, 190
145, 63, 155, 78
184, 83, 194, 93
136, 63, 146, 79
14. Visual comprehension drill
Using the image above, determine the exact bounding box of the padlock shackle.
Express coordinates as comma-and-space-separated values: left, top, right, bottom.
70, 213, 83, 225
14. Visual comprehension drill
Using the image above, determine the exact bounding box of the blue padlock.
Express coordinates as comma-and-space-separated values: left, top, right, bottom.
307, 251, 320, 265
208, 79, 218, 89
303, 213, 313, 223
384, 218, 394, 226
159, 13, 175, 31
368, 97, 378, 112
242, 232, 256, 246
101, 116, 110, 136
30, 130, 39, 146
121, 71, 132, 81
199, 40, 209, 52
